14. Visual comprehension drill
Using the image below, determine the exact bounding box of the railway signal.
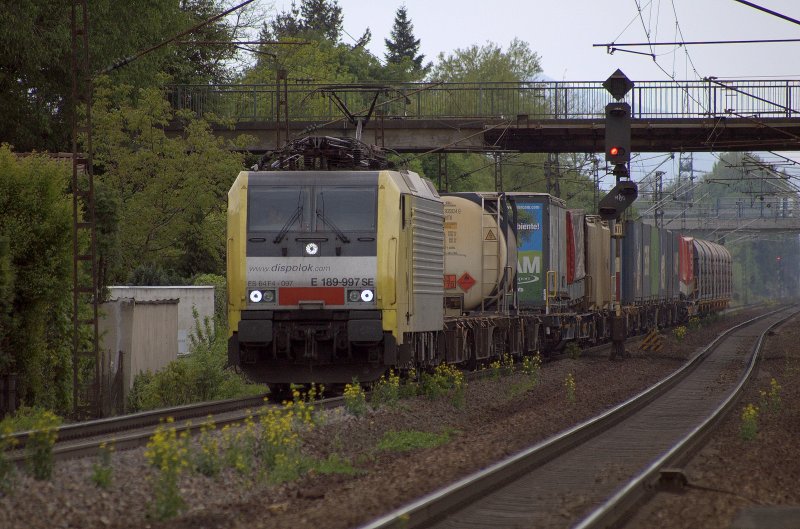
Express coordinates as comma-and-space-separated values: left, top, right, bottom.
605, 101, 631, 164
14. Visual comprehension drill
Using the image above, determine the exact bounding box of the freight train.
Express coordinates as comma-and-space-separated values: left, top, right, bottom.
226, 137, 732, 387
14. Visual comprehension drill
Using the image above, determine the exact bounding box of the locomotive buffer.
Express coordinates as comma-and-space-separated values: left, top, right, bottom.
599, 70, 637, 359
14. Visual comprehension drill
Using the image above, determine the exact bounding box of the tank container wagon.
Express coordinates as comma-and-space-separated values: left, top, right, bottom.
226, 137, 733, 387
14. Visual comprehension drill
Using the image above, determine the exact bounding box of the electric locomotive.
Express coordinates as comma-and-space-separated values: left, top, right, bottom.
227, 137, 444, 386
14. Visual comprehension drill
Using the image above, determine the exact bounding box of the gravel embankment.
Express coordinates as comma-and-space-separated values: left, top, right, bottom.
1, 308, 789, 529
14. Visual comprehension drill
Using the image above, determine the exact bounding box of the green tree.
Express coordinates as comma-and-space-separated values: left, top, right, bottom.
384, 6, 430, 80
0, 147, 73, 411
91, 76, 247, 283
265, 0, 344, 42
0, 0, 248, 152
430, 38, 542, 83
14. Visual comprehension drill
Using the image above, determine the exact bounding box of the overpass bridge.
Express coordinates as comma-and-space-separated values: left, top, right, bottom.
168, 79, 800, 153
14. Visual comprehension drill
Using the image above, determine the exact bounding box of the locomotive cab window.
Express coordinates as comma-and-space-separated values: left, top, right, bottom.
248, 188, 310, 232
314, 187, 377, 231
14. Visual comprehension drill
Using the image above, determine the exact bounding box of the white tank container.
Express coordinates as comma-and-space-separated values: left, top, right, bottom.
443, 194, 514, 311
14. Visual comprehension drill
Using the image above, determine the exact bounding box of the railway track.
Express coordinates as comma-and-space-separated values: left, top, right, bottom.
357, 305, 797, 529
7, 392, 344, 463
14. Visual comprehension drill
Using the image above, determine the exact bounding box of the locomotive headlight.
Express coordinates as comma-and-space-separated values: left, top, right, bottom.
360, 289, 374, 302
263, 289, 276, 303
304, 242, 319, 256
249, 290, 263, 303
348, 289, 360, 302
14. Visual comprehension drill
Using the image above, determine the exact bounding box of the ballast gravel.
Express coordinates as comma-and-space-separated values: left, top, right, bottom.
1, 307, 796, 529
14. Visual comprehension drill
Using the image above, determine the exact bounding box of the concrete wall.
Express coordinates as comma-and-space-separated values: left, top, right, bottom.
108, 286, 214, 355
99, 298, 179, 414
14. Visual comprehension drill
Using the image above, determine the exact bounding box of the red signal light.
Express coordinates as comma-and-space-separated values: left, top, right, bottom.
609, 146, 620, 156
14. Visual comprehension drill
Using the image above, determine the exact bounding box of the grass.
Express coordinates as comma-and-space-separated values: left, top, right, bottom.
377, 429, 455, 452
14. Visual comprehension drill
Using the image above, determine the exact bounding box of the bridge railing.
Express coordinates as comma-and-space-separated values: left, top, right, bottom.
167, 80, 800, 122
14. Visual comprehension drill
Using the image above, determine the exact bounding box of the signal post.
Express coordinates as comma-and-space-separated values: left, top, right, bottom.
598, 70, 636, 360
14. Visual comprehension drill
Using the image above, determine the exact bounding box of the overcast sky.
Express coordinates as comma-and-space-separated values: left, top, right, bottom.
328, 0, 800, 81
266, 0, 800, 182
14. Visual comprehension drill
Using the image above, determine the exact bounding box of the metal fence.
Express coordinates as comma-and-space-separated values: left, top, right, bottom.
167, 79, 800, 122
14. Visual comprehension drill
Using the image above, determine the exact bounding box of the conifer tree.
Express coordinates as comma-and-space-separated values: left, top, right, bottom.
384, 6, 429, 75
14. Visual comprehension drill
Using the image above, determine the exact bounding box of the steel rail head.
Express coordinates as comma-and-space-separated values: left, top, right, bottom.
356, 306, 790, 529
573, 305, 799, 529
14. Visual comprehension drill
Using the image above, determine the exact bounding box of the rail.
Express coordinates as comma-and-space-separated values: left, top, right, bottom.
356, 306, 793, 529
168, 79, 800, 122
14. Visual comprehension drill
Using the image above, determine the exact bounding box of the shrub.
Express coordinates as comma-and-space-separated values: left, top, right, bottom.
91, 441, 114, 489
371, 370, 400, 409
420, 364, 465, 407
126, 327, 266, 412
343, 378, 367, 417
740, 403, 758, 441
0, 423, 18, 494
25, 410, 60, 480
564, 373, 576, 403
145, 418, 190, 520
565, 342, 581, 360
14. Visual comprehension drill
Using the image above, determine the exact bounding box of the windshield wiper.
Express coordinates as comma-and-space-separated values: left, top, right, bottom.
316, 209, 350, 243
273, 194, 304, 243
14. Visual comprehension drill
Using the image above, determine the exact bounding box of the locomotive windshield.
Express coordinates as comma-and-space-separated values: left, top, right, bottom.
248, 186, 376, 232
248, 188, 309, 232
315, 187, 376, 231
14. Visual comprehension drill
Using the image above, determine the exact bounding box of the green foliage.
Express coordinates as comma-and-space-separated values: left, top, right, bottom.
145, 419, 190, 520
420, 364, 466, 407
430, 38, 542, 83
343, 378, 367, 416
0, 423, 18, 494
370, 370, 400, 408
25, 410, 60, 480
0, 148, 74, 411
91, 442, 114, 489
0, 0, 248, 152
126, 328, 265, 412
565, 342, 581, 360
384, 6, 430, 79
192, 273, 227, 324
377, 429, 453, 452
302, 453, 358, 475
759, 378, 782, 413
740, 403, 758, 441
564, 373, 576, 403
91, 77, 246, 283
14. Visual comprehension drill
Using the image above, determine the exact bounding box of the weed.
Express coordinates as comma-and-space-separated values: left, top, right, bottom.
343, 378, 367, 417
91, 441, 114, 489
565, 342, 581, 360
26, 410, 59, 480
194, 417, 221, 477
305, 454, 360, 476
688, 317, 701, 331
257, 389, 316, 482
144, 418, 190, 520
673, 326, 687, 341
740, 403, 759, 441
488, 359, 502, 379
398, 368, 419, 398
377, 429, 454, 452
420, 364, 466, 407
371, 370, 400, 409
522, 354, 542, 385
565, 373, 577, 403
0, 423, 18, 494
760, 378, 782, 413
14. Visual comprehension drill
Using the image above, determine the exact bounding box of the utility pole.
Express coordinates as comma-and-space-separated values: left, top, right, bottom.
71, 0, 100, 418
